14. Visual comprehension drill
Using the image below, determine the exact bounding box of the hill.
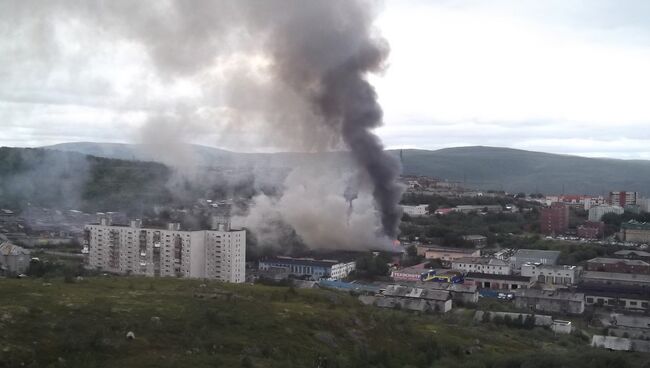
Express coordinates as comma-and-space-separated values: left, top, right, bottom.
396, 146, 650, 195
0, 276, 644, 367
43, 142, 650, 195
0, 147, 173, 212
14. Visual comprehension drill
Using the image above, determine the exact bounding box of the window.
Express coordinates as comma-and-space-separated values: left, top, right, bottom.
586, 297, 594, 304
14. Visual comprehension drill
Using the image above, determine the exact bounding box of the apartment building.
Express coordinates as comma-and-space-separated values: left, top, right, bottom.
85, 217, 245, 283
540, 202, 569, 235
609, 191, 638, 208
588, 205, 624, 222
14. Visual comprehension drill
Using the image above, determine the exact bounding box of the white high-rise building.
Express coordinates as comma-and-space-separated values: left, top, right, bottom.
84, 217, 245, 283
588, 205, 624, 222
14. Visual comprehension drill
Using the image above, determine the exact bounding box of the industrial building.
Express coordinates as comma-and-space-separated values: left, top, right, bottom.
85, 216, 245, 283
464, 273, 533, 290
258, 256, 356, 280
586, 257, 650, 275
509, 249, 561, 271
520, 263, 579, 285
391, 263, 435, 282
514, 289, 585, 315
420, 246, 481, 264
451, 257, 511, 275
360, 284, 453, 313
619, 221, 650, 243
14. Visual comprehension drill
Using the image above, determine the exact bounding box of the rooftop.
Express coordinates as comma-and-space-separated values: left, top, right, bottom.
587, 257, 650, 266
260, 257, 348, 268
512, 249, 561, 261
452, 257, 509, 267
582, 271, 650, 284
514, 289, 584, 302
421, 246, 478, 254
465, 272, 531, 282
383, 285, 451, 301
522, 263, 577, 271
621, 221, 650, 231
615, 250, 650, 257
462, 235, 487, 240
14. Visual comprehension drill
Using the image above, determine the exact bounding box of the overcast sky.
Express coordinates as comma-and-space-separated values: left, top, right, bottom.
2, 0, 650, 159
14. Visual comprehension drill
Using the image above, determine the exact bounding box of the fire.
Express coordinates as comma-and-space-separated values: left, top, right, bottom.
392, 239, 401, 247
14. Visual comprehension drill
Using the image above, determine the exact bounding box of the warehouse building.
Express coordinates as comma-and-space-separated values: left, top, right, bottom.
258, 257, 355, 280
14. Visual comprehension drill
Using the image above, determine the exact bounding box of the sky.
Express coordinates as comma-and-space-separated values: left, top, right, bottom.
2, 0, 650, 159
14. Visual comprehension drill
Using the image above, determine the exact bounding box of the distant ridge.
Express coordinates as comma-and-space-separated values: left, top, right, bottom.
41, 142, 650, 195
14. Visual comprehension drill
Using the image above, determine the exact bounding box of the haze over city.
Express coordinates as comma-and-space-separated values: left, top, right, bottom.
2, 1, 650, 367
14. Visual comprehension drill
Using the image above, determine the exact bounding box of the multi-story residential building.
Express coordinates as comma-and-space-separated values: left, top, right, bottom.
451, 257, 511, 275
638, 198, 650, 213
520, 263, 579, 285
584, 196, 607, 210
510, 249, 561, 271
540, 202, 569, 235
577, 221, 605, 239
85, 216, 246, 283
620, 221, 650, 243
258, 257, 356, 280
610, 191, 638, 208
586, 257, 650, 275
588, 205, 624, 222
402, 204, 428, 217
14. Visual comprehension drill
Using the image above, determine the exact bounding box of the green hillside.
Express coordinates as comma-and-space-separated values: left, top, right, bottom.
42, 142, 650, 195
0, 277, 644, 368
0, 147, 173, 212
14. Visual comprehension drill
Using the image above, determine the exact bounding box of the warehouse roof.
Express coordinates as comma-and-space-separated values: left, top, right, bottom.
587, 257, 649, 266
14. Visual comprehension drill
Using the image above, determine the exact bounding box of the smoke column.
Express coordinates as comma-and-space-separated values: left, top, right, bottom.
3, 0, 404, 243
255, 0, 404, 238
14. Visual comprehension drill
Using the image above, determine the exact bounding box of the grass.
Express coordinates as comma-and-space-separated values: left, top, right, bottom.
0, 276, 647, 368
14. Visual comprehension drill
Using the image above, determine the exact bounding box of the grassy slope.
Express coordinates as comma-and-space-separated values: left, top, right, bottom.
0, 277, 646, 368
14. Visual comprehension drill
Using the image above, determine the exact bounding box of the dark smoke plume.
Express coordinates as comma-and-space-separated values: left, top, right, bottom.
256, 0, 404, 238
3, 0, 404, 243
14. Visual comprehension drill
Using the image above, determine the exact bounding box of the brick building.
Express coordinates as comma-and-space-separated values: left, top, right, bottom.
577, 221, 604, 239
585, 257, 650, 275
540, 203, 569, 236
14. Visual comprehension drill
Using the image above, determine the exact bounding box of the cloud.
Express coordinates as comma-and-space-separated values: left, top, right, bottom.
1, 0, 650, 160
